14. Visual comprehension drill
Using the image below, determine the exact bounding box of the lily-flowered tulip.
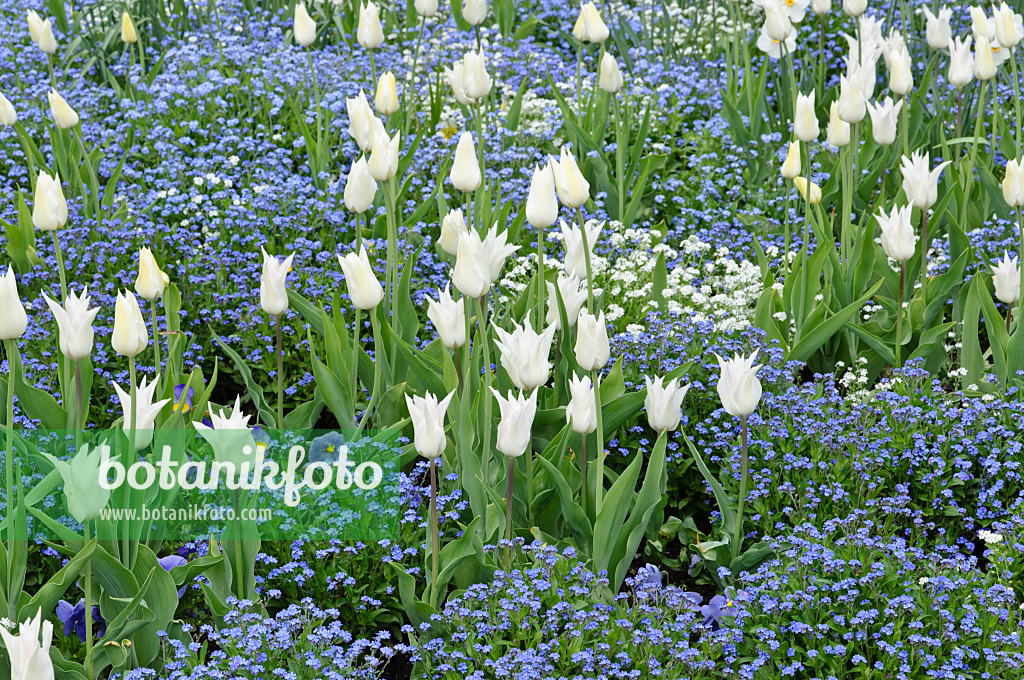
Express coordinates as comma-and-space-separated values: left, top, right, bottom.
560, 218, 602, 280
644, 375, 689, 433
793, 91, 818, 142
974, 35, 997, 80
450, 132, 481, 193
756, 25, 797, 59
566, 375, 597, 434
462, 50, 492, 100
415, 0, 438, 17
445, 61, 474, 106
780, 141, 800, 179
135, 247, 170, 301
575, 310, 610, 371
900, 151, 950, 211
405, 391, 454, 459
573, 2, 610, 43
193, 397, 256, 470
550, 147, 590, 208
43, 289, 99, 360
367, 126, 400, 181
716, 351, 763, 418
1003, 158, 1024, 207
994, 3, 1023, 49
888, 48, 913, 95
338, 246, 384, 310
876, 204, 917, 262
599, 52, 623, 93
357, 2, 384, 49
32, 172, 67, 231
526, 164, 559, 229
0, 609, 54, 680
948, 35, 974, 88
991, 252, 1021, 304
811, 0, 830, 16
482, 225, 521, 282
27, 10, 57, 54
763, 0, 793, 41
343, 156, 378, 213
439, 208, 467, 255
464, 0, 487, 26
346, 90, 377, 151
46, 441, 116, 521
546, 273, 588, 329
293, 3, 316, 46
47, 89, 78, 129
867, 97, 902, 146
121, 11, 138, 44
452, 231, 491, 298
794, 177, 822, 204
260, 247, 294, 317
111, 291, 148, 357
924, 7, 952, 50
0, 267, 28, 341
837, 69, 867, 123
842, 0, 867, 18
0, 93, 15, 126
426, 285, 466, 350
491, 388, 538, 458
826, 101, 850, 147
375, 72, 399, 115
113, 376, 171, 451
493, 319, 556, 391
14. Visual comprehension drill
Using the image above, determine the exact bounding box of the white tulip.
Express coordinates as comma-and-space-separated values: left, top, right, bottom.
991, 252, 1021, 304
357, 2, 384, 49
43, 288, 99, 360
575, 310, 609, 371
482, 224, 520, 283
599, 52, 623, 93
644, 375, 689, 433
0, 609, 54, 680
876, 204, 917, 262
550, 147, 590, 208
293, 3, 316, 46
47, 89, 78, 129
111, 291, 149, 358
346, 90, 378, 152
948, 35, 974, 88
560, 218, 601, 280
0, 267, 28, 341
546, 273, 587, 329
837, 68, 867, 123
900, 151, 950, 211
338, 246, 384, 310
405, 391, 455, 459
573, 1, 610, 43
842, 0, 866, 18
344, 156, 378, 213
135, 247, 170, 301
375, 71, 399, 115
439, 208, 468, 256
763, 0, 793, 41
780, 141, 800, 179
888, 47, 913, 95
994, 3, 1022, 49
31, 172, 67, 231
452, 231, 491, 298
793, 91, 818, 142
462, 50, 492, 100
1003, 157, 1024, 207
923, 7, 952, 51
464, 0, 488, 26
426, 285, 466, 350
415, 0, 439, 17
526, 164, 559, 229
867, 97, 902, 146
0, 93, 16, 126
193, 396, 256, 470
260, 246, 294, 317
367, 126, 400, 181
974, 35, 997, 80
826, 101, 851, 147
493, 318, 556, 391
450, 131, 481, 193
491, 388, 538, 458
113, 375, 171, 451
716, 351, 763, 418
566, 374, 597, 435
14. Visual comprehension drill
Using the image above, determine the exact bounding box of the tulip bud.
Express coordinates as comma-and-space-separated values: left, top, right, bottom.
367, 127, 400, 181
837, 69, 867, 123
415, 0, 439, 17
338, 247, 384, 310
888, 48, 913, 95
482, 225, 520, 283
113, 376, 171, 451
0, 267, 28, 341
811, 0, 831, 16
439, 208, 468, 255
491, 388, 538, 458
970, 7, 989, 41
974, 35, 997, 80
566, 374, 597, 434
644, 375, 688, 433
794, 177, 822, 204
346, 90, 377, 152
716, 351, 763, 418
991, 252, 1021, 304
526, 164, 559, 229
0, 609, 54, 680
900, 151, 949, 211
43, 288, 99, 361
924, 7, 952, 51
0, 93, 16, 126
842, 0, 867, 18
135, 247, 170, 301
826, 101, 851, 148
426, 285, 466, 349
293, 3, 316, 46
550, 147, 590, 208
445, 62, 474, 106
260, 247, 294, 317
462, 50, 492, 100
560, 218, 602, 280
357, 2, 384, 49
27, 10, 57, 54
793, 91, 818, 142
867, 97, 902, 146
573, 2, 609, 44
452, 231, 491, 298
47, 89, 78, 129
599, 52, 623, 93
1003, 158, 1024, 207
375, 71, 399, 115
121, 11, 138, 44
112, 291, 149, 357
344, 156, 378, 213
464, 0, 488, 26
994, 3, 1022, 49
948, 36, 974, 88
546, 273, 587, 329
31, 172, 68, 231
493, 319, 556, 391
193, 397, 256, 469
450, 131, 481, 193
405, 391, 455, 459
763, 0, 793, 41
574, 310, 609, 371
780, 141, 801, 179
876, 204, 917, 262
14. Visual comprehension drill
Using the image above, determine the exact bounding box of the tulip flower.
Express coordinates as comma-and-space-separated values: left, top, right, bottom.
888, 48, 913, 95
121, 11, 138, 44
113, 376, 171, 451
574, 310, 609, 371
0, 609, 54, 680
482, 225, 520, 283
974, 35, 997, 80
367, 126, 400, 181
46, 440, 117, 521
526, 164, 559, 229
445, 62, 475, 106
762, 0, 793, 41
293, 3, 316, 46
375, 72, 399, 115
452, 231, 491, 298
546, 273, 588, 329
924, 7, 952, 51
0, 267, 28, 341
826, 101, 851, 147
550, 147, 590, 208
450, 131, 481, 193
1003, 158, 1024, 207
43, 289, 99, 360
780, 141, 800, 179
493, 319, 556, 391
573, 2, 610, 43
27, 10, 57, 54
900, 151, 949, 211
439, 208, 468, 256
811, 0, 830, 16
357, 2, 384, 49
47, 90, 78, 129
463, 0, 487, 26
644, 375, 689, 433
794, 177, 822, 204
346, 90, 377, 152
793, 91, 818, 142
948, 36, 974, 88
194, 396, 256, 470
491, 388, 538, 458
462, 50, 492, 100
882, 28, 906, 68
767, 0, 810, 22
716, 351, 762, 418
970, 6, 991, 41
560, 218, 602, 280
338, 246, 384, 310
259, 247, 294, 317
0, 93, 15, 126
32, 172, 68, 231
343, 156, 378, 213
111, 291, 149, 358
755, 25, 797, 59
566, 374, 597, 434
405, 390, 454, 459
135, 247, 170, 302
837, 69, 867, 123
992, 252, 1021, 305
599, 52, 623, 93
994, 3, 1023, 49
426, 285, 466, 350
415, 0, 438, 17
876, 204, 917, 262
842, 0, 866, 18
867, 97, 902, 146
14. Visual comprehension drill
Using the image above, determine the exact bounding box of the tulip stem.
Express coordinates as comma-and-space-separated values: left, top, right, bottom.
577, 207, 594, 312
429, 457, 439, 608
730, 417, 749, 569
1011, 50, 1022, 160
797, 145, 811, 341
4, 339, 14, 548
1018, 207, 1024, 329
150, 298, 162, 391
478, 297, 494, 489
351, 214, 365, 419
275, 315, 284, 430
306, 46, 325, 187
504, 456, 514, 569
896, 262, 904, 369
355, 312, 383, 437
75, 360, 84, 435
579, 436, 588, 517
919, 210, 929, 302
83, 520, 94, 680
535, 224, 546, 329
592, 369, 605, 514
50, 231, 68, 304
123, 357, 137, 569
384, 180, 399, 323
612, 96, 626, 223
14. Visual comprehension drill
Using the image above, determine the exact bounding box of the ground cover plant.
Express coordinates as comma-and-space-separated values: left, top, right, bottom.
0, 0, 1023, 678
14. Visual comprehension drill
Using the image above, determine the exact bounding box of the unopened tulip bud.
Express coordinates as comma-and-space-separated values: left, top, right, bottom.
644, 375, 689, 433
763, 0, 793, 41
453, 232, 491, 298
550, 147, 590, 208
793, 91, 818, 142
574, 310, 609, 371
837, 69, 867, 123
293, 3, 316, 46
491, 388, 538, 458
573, 1, 609, 43
826, 101, 851, 148
426, 285, 466, 350
526, 164, 559, 229
0, 93, 15, 126
566, 375, 597, 434
811, 0, 830, 16
599, 52, 623, 93
462, 50, 492, 100
888, 48, 913, 95
32, 172, 67, 231
415, 0, 439, 17
974, 35, 997, 81
780, 141, 801, 179
344, 156, 378, 213
346, 90, 377, 152
794, 177, 822, 204
27, 10, 57, 54
121, 11, 138, 44
375, 72, 399, 115
260, 247, 294, 317
338, 246, 384, 310
112, 291, 149, 357
439, 208, 468, 256
991, 252, 1021, 304
357, 2, 384, 49
367, 127, 400, 181
47, 89, 78, 129
450, 132, 481, 193
405, 391, 454, 459
1003, 158, 1024, 207
948, 36, 974, 88
0, 267, 28, 340
842, 0, 867, 18
716, 351, 763, 418
135, 247, 170, 301
876, 204, 917, 262
464, 0, 487, 26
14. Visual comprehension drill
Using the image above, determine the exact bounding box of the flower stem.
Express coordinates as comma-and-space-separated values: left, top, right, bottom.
579, 436, 588, 517
4, 339, 14, 549
429, 457, 439, 608
730, 417, 749, 569
150, 298, 162, 391
504, 456, 514, 569
896, 263, 904, 369
1018, 207, 1024, 330
355, 312, 384, 436
275, 315, 284, 430
591, 369, 605, 514
51, 230, 68, 303
478, 297, 493, 489
577, 207, 594, 311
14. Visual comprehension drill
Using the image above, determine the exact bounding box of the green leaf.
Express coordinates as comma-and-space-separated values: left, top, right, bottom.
212, 331, 277, 426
